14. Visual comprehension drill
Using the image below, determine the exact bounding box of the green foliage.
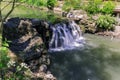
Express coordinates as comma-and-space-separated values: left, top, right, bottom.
62, 0, 81, 12
62, 1, 72, 12
101, 1, 115, 14
47, 0, 57, 10
71, 0, 81, 10
0, 38, 32, 79
34, 0, 47, 7
85, 0, 102, 14
47, 12, 62, 24
19, 0, 47, 7
4, 61, 32, 79
96, 15, 116, 30
0, 45, 10, 68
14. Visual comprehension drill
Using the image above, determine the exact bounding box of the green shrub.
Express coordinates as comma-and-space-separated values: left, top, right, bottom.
62, 0, 81, 12
0, 44, 9, 68
62, 1, 72, 12
96, 15, 116, 31
101, 1, 115, 14
85, 0, 102, 14
72, 0, 81, 10
34, 0, 47, 7
47, 0, 57, 10
19, 0, 47, 7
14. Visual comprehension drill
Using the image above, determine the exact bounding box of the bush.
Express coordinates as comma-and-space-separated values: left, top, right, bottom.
85, 0, 102, 14
0, 46, 9, 68
19, 0, 47, 7
96, 15, 116, 31
34, 0, 47, 7
62, 0, 81, 12
0, 37, 32, 79
101, 1, 115, 14
47, 0, 57, 10
62, 1, 72, 12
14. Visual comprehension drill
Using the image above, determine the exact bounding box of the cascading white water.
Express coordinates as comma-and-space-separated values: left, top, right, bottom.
49, 20, 85, 51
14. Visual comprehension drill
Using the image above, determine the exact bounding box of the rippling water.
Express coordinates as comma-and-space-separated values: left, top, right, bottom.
49, 34, 120, 80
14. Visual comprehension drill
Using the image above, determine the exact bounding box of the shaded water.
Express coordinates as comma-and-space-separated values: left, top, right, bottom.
49, 34, 120, 80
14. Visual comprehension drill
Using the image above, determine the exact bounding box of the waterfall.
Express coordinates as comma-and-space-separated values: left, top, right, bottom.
49, 20, 85, 52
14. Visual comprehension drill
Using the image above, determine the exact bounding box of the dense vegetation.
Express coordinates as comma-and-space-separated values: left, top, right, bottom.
19, 0, 57, 9
85, 0, 115, 14
102, 1, 115, 14
62, 0, 81, 12
19, 0, 47, 7
96, 15, 116, 31
85, 0, 102, 14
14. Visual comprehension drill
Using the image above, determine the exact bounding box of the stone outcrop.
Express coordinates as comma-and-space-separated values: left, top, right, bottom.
63, 10, 97, 33
79, 15, 97, 33
3, 17, 56, 79
64, 9, 87, 21
4, 18, 44, 61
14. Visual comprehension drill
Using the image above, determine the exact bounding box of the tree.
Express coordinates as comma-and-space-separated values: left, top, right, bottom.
0, 0, 16, 43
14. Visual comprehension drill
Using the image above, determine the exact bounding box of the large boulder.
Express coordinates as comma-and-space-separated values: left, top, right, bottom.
3, 17, 57, 79
3, 18, 51, 62
65, 9, 88, 20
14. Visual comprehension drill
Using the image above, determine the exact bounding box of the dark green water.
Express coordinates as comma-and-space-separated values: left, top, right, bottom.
49, 34, 120, 80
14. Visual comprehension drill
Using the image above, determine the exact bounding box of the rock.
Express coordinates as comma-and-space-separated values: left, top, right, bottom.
39, 64, 47, 72
35, 72, 46, 78
3, 18, 50, 62
62, 11, 68, 17
110, 31, 120, 39
3, 18, 20, 40
44, 71, 56, 80
28, 59, 39, 72
33, 20, 51, 49
114, 26, 120, 32
31, 19, 41, 26
66, 9, 87, 20
39, 55, 50, 65
3, 17, 55, 79
92, 15, 99, 21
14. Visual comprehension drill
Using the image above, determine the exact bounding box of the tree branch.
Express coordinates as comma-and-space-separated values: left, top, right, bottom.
3, 0, 16, 21
0, 1, 2, 22
1, 1, 12, 11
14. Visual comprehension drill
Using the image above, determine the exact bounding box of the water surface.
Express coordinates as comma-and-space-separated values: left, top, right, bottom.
49, 34, 120, 80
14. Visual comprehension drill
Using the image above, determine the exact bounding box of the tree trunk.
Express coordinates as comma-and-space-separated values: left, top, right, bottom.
0, 0, 16, 45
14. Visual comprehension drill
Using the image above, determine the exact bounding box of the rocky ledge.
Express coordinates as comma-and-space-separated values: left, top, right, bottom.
3, 17, 56, 80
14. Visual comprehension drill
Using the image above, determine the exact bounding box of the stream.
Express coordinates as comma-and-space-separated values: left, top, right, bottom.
49, 34, 120, 80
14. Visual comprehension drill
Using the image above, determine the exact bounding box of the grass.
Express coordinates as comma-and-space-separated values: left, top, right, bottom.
2, 2, 48, 19
1, 2, 63, 22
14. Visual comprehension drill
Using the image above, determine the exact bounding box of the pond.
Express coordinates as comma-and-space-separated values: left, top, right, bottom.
49, 34, 120, 80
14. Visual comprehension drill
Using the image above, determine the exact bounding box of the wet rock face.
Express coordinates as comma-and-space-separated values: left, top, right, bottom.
3, 17, 56, 79
3, 18, 51, 61
3, 17, 21, 40
32, 19, 51, 49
